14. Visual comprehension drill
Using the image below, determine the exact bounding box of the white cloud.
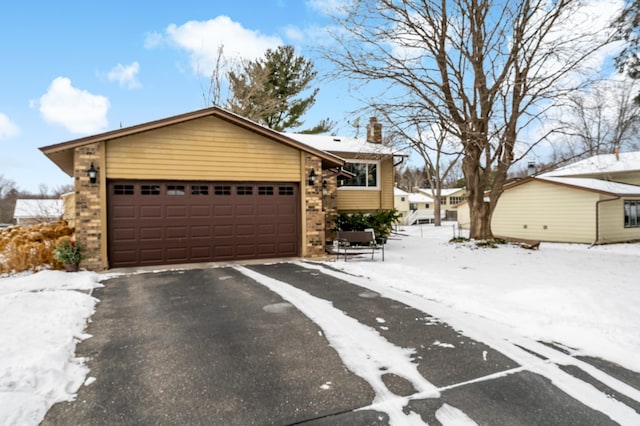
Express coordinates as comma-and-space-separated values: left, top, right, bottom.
0, 113, 19, 140
144, 31, 164, 49
39, 77, 110, 134
107, 62, 141, 89
163, 16, 282, 76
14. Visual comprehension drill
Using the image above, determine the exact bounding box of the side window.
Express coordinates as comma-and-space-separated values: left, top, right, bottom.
338, 161, 379, 188
141, 185, 160, 195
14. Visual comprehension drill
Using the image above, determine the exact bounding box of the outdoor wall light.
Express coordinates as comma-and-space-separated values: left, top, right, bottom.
308, 169, 317, 186
322, 179, 328, 189
87, 162, 98, 184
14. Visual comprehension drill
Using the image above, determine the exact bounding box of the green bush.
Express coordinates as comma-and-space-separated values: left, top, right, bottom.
335, 209, 400, 240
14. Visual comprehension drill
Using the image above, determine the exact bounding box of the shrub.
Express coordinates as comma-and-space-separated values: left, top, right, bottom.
335, 209, 400, 240
0, 221, 74, 274
53, 238, 83, 264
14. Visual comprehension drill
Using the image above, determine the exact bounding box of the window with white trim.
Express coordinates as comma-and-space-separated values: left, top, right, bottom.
339, 161, 379, 188
624, 200, 640, 227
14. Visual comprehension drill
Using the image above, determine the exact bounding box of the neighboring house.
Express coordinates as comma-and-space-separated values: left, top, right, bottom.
405, 192, 437, 225
460, 151, 640, 244
39, 107, 403, 270
415, 187, 467, 221
13, 199, 64, 225
394, 187, 410, 222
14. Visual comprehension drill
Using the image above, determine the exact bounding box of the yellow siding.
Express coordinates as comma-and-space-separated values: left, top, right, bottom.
336, 157, 395, 212
598, 196, 640, 243
106, 116, 301, 181
492, 180, 598, 243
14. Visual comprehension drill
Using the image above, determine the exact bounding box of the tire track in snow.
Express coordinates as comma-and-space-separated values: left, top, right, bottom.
298, 261, 640, 425
233, 265, 439, 425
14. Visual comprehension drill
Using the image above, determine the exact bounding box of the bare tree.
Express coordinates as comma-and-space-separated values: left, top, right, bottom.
549, 78, 640, 160
0, 175, 18, 223
385, 114, 462, 226
323, 0, 616, 238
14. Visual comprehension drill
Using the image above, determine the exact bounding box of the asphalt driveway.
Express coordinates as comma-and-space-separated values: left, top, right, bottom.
43, 262, 636, 425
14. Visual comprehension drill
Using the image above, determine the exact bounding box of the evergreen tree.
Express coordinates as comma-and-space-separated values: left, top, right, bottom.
226, 45, 333, 133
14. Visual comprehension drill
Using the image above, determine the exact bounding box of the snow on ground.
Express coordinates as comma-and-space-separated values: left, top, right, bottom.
326, 223, 640, 374
0, 270, 105, 426
1, 223, 638, 425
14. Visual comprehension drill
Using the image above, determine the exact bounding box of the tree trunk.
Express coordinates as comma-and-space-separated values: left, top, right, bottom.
462, 149, 494, 239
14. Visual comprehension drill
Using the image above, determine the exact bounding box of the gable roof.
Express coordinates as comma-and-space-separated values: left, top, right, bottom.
39, 106, 344, 176
536, 176, 640, 196
394, 188, 410, 196
13, 199, 64, 219
283, 133, 406, 157
541, 151, 640, 178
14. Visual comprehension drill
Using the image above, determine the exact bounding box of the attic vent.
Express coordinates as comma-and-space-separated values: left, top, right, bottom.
333, 138, 341, 142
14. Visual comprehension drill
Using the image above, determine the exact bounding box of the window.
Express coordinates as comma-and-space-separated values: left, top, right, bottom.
258, 186, 274, 195
167, 185, 185, 195
141, 185, 160, 195
191, 185, 209, 195
624, 200, 640, 227
279, 186, 294, 196
409, 203, 417, 211
339, 161, 378, 188
400, 196, 406, 202
114, 184, 134, 195
440, 197, 447, 205
450, 196, 463, 205
214, 186, 231, 195
237, 186, 253, 195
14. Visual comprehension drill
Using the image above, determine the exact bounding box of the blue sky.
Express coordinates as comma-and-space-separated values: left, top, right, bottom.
0, 0, 355, 192
0, 0, 627, 192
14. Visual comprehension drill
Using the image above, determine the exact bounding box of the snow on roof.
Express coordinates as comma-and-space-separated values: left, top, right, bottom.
416, 188, 464, 197
283, 133, 405, 157
408, 193, 433, 203
541, 151, 640, 177
13, 199, 64, 219
537, 176, 640, 195
394, 188, 410, 196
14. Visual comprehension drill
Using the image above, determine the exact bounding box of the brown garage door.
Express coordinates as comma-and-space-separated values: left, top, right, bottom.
108, 181, 299, 267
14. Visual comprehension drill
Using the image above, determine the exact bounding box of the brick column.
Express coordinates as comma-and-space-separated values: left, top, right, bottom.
322, 172, 338, 242
74, 143, 103, 270
304, 154, 325, 257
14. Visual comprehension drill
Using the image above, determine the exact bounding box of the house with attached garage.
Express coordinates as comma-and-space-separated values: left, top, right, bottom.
458, 151, 640, 244
39, 107, 404, 270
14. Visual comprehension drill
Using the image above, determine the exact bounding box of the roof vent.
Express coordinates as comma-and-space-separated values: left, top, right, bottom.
333, 138, 341, 142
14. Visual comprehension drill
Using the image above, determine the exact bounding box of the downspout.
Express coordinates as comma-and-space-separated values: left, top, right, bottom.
592, 195, 620, 247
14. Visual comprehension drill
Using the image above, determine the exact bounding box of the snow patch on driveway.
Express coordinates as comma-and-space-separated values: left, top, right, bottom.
234, 265, 438, 425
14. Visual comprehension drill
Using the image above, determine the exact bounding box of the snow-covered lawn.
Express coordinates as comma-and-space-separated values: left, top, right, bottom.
0, 223, 638, 425
0, 271, 104, 426
331, 223, 640, 374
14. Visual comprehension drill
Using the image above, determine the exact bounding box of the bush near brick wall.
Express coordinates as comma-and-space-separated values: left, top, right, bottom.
0, 221, 74, 274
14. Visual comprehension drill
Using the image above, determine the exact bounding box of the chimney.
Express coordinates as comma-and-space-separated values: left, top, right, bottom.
366, 117, 383, 144
527, 161, 536, 177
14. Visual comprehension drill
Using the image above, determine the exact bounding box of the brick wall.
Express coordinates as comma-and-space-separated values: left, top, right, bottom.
74, 143, 103, 270
322, 172, 338, 242
304, 154, 325, 257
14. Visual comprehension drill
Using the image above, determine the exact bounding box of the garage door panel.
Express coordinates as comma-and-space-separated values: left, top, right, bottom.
140, 227, 162, 241
109, 181, 299, 267
166, 226, 187, 239
140, 206, 162, 218
166, 205, 187, 218
190, 205, 210, 216
190, 226, 210, 238
112, 205, 136, 219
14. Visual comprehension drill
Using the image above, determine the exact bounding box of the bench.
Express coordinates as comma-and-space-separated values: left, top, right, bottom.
336, 229, 385, 261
